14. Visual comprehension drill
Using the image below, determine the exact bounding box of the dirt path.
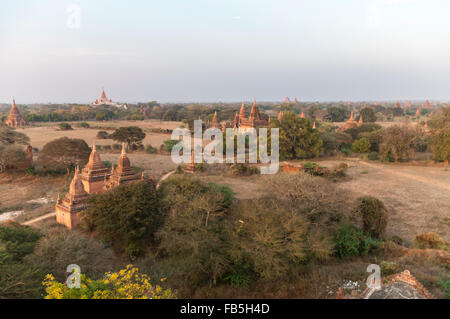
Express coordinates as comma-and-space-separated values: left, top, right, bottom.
21, 212, 56, 226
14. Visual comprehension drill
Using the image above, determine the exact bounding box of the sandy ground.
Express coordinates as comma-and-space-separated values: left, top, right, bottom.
326, 159, 449, 242
15, 120, 182, 150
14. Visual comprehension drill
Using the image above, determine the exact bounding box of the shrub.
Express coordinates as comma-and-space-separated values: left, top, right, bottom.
112, 143, 121, 150
334, 225, 379, 258
145, 144, 157, 154
162, 139, 180, 153
390, 235, 404, 246
334, 225, 362, 258
58, 122, 72, 130
368, 151, 378, 161
78, 122, 90, 128
96, 131, 111, 139
413, 232, 448, 250
82, 182, 161, 259
0, 145, 27, 172
438, 274, 450, 298
25, 228, 115, 282
356, 196, 388, 239
380, 261, 399, 276
352, 137, 371, 153
340, 144, 352, 156
0, 127, 30, 145
230, 163, 259, 176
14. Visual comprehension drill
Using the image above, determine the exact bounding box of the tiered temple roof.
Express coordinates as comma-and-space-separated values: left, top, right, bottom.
5, 100, 27, 127
56, 167, 89, 229
104, 143, 140, 190
237, 100, 268, 132
80, 144, 111, 194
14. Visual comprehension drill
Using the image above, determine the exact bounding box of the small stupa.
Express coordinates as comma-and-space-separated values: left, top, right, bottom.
55, 167, 89, 229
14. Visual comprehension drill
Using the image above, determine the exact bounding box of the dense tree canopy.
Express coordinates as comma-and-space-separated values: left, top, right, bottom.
83, 181, 161, 259
429, 106, 450, 162
36, 137, 91, 172
110, 126, 146, 148
359, 107, 376, 123
271, 111, 323, 160
325, 106, 350, 122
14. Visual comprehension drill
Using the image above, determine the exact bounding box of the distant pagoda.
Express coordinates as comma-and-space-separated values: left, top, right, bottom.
92, 88, 127, 109
80, 143, 111, 194
236, 100, 268, 132
184, 151, 196, 174
5, 100, 27, 127
357, 115, 363, 127
55, 167, 89, 229
210, 111, 222, 129
339, 112, 358, 131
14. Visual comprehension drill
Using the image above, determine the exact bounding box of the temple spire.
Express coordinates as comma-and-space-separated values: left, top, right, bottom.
239, 103, 247, 119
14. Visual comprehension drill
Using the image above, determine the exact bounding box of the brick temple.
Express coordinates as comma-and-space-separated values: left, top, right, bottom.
5, 100, 27, 127
56, 143, 149, 229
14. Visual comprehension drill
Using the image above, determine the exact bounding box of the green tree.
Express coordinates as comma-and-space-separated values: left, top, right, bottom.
379, 124, 418, 162
36, 137, 91, 172
271, 111, 323, 160
0, 223, 44, 298
110, 126, 146, 148
352, 137, 371, 153
428, 106, 450, 162
156, 175, 234, 286
326, 107, 349, 122
82, 181, 161, 259
359, 107, 376, 123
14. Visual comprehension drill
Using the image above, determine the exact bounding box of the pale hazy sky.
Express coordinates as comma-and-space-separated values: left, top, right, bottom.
1, 0, 449, 103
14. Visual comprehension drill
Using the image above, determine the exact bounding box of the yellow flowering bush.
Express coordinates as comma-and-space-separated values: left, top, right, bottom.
42, 265, 175, 299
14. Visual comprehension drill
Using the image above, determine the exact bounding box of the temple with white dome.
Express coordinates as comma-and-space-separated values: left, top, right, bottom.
91, 88, 127, 109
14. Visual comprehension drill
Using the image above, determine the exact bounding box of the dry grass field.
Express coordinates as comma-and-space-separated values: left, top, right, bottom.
15, 120, 182, 149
